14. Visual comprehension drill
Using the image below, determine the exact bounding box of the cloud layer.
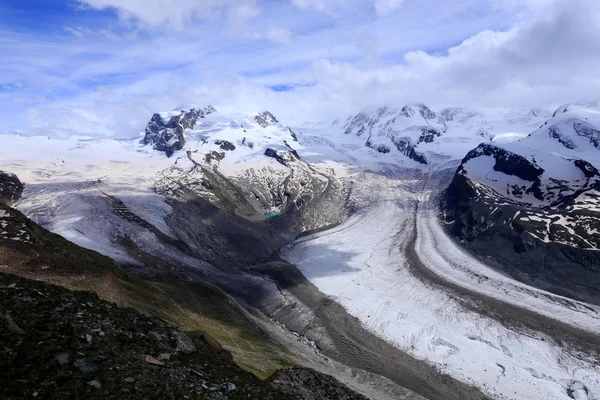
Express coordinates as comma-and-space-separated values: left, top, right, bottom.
1, 0, 599, 138
76, 0, 261, 30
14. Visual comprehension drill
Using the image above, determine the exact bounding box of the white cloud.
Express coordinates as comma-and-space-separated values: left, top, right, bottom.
76, 0, 261, 30
356, 31, 380, 62
266, 27, 292, 44
3, 0, 600, 137
299, 0, 600, 112
63, 26, 91, 38
289, 0, 353, 14
373, 0, 407, 16
226, 3, 261, 26
290, 0, 328, 11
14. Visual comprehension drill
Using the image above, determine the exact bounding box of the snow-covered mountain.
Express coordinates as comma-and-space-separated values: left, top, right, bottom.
443, 103, 600, 303
143, 106, 217, 156
0, 103, 572, 270
340, 103, 549, 164
146, 107, 347, 228
0, 107, 348, 268
2, 102, 600, 400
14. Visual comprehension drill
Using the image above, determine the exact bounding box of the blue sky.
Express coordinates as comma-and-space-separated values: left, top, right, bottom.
1, 0, 600, 138
0, 0, 114, 36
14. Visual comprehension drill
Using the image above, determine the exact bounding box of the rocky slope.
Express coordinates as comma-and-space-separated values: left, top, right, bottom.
0, 273, 367, 400
443, 103, 600, 303
0, 170, 291, 376
147, 107, 349, 266
0, 170, 24, 206
144, 106, 217, 157
0, 170, 368, 399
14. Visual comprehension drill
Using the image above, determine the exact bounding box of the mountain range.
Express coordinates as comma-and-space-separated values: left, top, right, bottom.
1, 102, 600, 400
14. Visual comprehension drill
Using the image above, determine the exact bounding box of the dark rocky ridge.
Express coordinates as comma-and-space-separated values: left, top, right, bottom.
144, 106, 216, 157
417, 127, 442, 144
0, 171, 24, 206
459, 144, 545, 200
264, 148, 300, 166
443, 144, 600, 304
391, 137, 427, 164
254, 111, 279, 128
215, 140, 236, 151
461, 144, 544, 182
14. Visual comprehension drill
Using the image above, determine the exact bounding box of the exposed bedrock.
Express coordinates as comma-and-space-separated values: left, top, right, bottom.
153, 156, 350, 267
144, 106, 217, 157
443, 163, 600, 305
0, 171, 24, 206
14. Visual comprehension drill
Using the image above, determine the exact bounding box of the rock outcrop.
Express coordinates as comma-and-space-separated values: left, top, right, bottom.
0, 171, 23, 206
442, 105, 600, 304
144, 106, 216, 157
254, 111, 279, 128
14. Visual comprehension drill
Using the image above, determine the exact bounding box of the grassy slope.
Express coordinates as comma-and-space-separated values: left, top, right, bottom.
0, 203, 293, 379
0, 272, 300, 400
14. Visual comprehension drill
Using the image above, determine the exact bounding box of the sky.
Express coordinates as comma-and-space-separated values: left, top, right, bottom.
1, 0, 600, 138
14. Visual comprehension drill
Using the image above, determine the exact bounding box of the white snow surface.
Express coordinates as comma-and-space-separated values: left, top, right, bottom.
511, 105, 600, 170
459, 104, 600, 209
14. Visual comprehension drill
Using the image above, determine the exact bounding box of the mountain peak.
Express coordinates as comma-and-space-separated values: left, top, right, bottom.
144, 106, 217, 157
254, 111, 279, 128
398, 103, 436, 120
399, 105, 416, 118
552, 103, 571, 117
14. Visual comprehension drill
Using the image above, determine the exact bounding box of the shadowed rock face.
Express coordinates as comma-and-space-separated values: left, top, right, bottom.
391, 137, 427, 164
254, 111, 279, 128
264, 148, 300, 166
215, 140, 236, 151
144, 106, 216, 157
443, 143, 600, 304
154, 150, 349, 267
0, 171, 24, 206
